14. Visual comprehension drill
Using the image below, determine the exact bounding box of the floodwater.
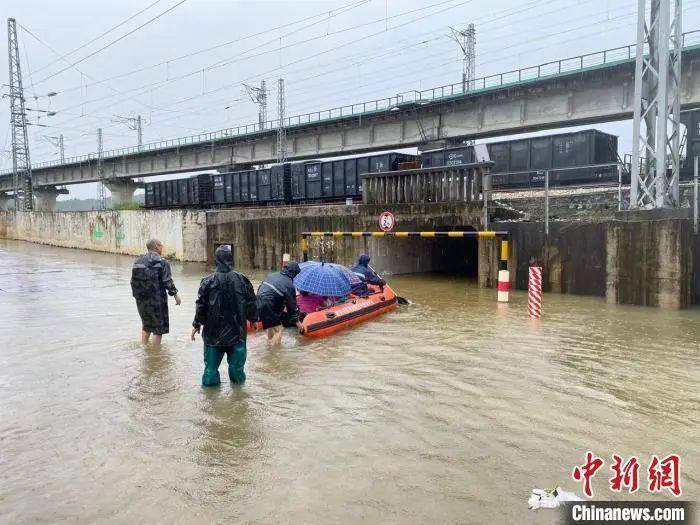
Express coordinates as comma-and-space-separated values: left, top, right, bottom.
0, 239, 698, 524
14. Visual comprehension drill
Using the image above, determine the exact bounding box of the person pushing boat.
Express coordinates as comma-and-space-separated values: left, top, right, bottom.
256, 261, 302, 346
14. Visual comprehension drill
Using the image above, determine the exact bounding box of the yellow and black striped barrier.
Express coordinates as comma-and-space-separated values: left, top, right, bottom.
301, 231, 508, 238
301, 231, 510, 260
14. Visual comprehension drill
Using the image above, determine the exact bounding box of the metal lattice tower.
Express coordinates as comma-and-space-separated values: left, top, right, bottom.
112, 114, 145, 150
96, 128, 107, 210
450, 23, 476, 93
43, 134, 65, 162
276, 78, 287, 163
630, 0, 683, 209
243, 80, 268, 130
7, 18, 33, 210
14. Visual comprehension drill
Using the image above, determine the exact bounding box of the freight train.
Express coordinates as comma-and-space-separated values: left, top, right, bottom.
144, 129, 621, 209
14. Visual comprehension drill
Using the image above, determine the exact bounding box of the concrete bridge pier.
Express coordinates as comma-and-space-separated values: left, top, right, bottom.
105, 179, 139, 205
34, 186, 68, 211
0, 192, 13, 211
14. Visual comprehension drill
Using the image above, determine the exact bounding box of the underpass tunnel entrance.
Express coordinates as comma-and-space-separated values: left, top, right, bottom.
430, 225, 478, 277
301, 229, 505, 279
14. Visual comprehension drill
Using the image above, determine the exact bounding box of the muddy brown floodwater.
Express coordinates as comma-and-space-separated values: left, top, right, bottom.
0, 239, 698, 524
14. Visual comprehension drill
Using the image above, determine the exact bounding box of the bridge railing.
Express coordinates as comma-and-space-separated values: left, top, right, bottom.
3, 30, 700, 177
361, 164, 490, 205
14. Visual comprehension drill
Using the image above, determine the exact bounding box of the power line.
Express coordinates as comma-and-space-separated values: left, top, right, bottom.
48, 0, 471, 117
37, 0, 372, 96
33, 0, 189, 85
31, 0, 165, 76
17, 22, 195, 125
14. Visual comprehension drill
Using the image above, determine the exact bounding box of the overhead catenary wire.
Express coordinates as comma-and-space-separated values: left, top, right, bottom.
17, 22, 210, 130
35, 0, 551, 132
33, 0, 189, 85
50, 0, 373, 95
47, 0, 475, 117
80, 0, 645, 131
172, 0, 698, 121
30, 0, 165, 76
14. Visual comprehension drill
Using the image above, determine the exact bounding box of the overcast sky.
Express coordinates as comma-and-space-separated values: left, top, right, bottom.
2, 0, 699, 199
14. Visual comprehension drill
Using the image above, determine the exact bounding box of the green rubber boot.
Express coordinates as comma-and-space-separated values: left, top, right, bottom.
202, 345, 225, 386
227, 342, 247, 384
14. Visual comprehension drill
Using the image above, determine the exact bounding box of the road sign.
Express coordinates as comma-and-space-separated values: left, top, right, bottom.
378, 211, 396, 232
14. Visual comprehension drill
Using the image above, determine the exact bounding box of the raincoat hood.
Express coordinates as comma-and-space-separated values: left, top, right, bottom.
215, 245, 233, 272
357, 254, 371, 267
281, 261, 301, 279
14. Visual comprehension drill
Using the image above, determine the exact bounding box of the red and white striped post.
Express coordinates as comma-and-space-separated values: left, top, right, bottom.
528, 266, 542, 319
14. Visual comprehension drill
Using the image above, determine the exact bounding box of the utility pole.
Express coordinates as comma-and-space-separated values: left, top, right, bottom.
630, 0, 682, 209
43, 134, 65, 163
276, 78, 287, 163
7, 18, 33, 210
96, 128, 106, 210
112, 114, 145, 150
450, 23, 476, 94
243, 80, 267, 130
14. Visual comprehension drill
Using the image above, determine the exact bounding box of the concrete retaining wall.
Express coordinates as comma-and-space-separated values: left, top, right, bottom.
497, 214, 698, 308
0, 210, 207, 261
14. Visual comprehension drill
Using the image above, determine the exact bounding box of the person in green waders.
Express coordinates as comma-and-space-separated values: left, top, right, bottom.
191, 245, 257, 386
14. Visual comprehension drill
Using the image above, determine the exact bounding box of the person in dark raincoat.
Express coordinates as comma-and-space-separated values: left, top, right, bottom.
350, 253, 385, 296
191, 245, 257, 386
131, 238, 181, 348
256, 261, 302, 346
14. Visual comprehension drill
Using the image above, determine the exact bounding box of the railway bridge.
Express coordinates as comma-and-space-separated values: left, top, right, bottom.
4, 32, 700, 209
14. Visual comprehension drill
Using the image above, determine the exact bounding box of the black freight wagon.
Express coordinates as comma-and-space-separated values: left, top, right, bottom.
145, 173, 213, 207
290, 152, 416, 201
211, 163, 290, 206
419, 130, 620, 189
420, 146, 475, 169
487, 130, 619, 188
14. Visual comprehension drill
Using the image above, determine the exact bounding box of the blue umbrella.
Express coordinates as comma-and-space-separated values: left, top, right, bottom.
299, 261, 362, 285
294, 261, 353, 296
327, 262, 362, 285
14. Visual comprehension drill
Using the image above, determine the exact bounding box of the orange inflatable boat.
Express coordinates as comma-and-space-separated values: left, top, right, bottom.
300, 284, 398, 338
246, 284, 398, 338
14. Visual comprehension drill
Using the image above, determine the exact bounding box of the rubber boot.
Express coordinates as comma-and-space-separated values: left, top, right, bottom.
202, 345, 225, 386
227, 342, 247, 384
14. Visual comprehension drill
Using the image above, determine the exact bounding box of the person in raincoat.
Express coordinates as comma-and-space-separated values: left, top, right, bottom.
131, 238, 181, 348
297, 290, 328, 315
191, 245, 257, 386
256, 261, 302, 346
349, 254, 385, 296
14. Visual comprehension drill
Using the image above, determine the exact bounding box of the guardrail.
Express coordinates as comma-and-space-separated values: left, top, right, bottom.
361, 163, 489, 205
3, 29, 700, 177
